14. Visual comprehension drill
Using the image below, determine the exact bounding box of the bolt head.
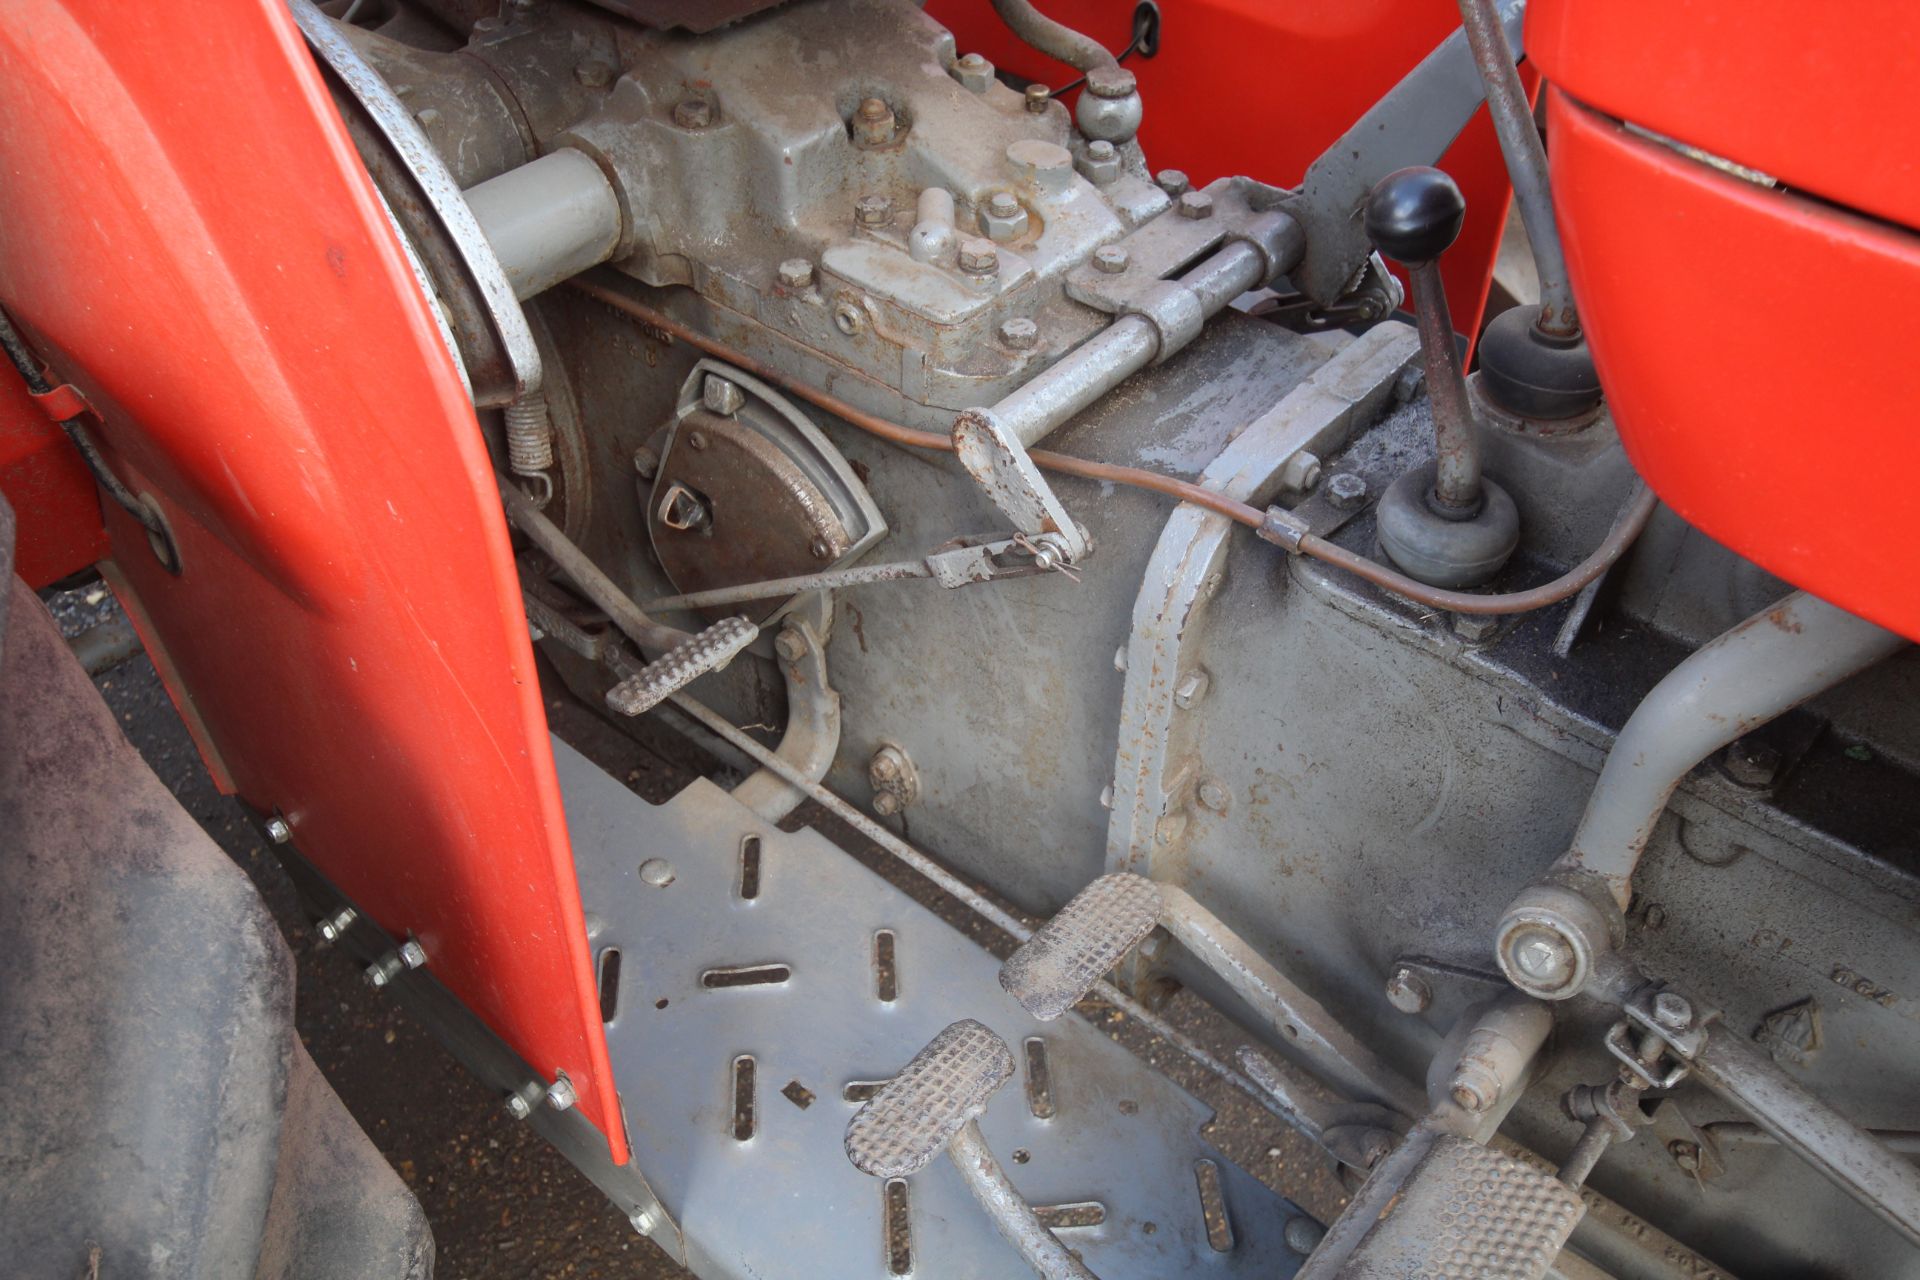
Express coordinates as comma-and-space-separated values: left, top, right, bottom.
1084, 66, 1137, 99
1652, 990, 1694, 1032
1384, 965, 1432, 1014
1450, 1082, 1489, 1112
1078, 138, 1121, 184
855, 194, 894, 228
1327, 472, 1369, 510
631, 1210, 657, 1236
1155, 169, 1191, 197
266, 817, 292, 844
546, 1077, 578, 1111
1513, 932, 1574, 983
1173, 671, 1210, 709
1669, 1139, 1702, 1172
638, 857, 676, 887
365, 964, 391, 989
1023, 83, 1051, 113
1177, 190, 1215, 220
987, 192, 1019, 219
870, 752, 901, 783
672, 98, 712, 129
998, 317, 1039, 350
853, 97, 896, 146
873, 790, 902, 816
1283, 1216, 1325, 1256
702, 374, 745, 416
857, 97, 890, 122
1087, 140, 1116, 161
317, 919, 342, 943
954, 53, 995, 93
774, 629, 807, 662
957, 237, 999, 274
1093, 245, 1129, 275
1197, 779, 1231, 813
777, 258, 815, 290
505, 1093, 533, 1120
398, 940, 427, 969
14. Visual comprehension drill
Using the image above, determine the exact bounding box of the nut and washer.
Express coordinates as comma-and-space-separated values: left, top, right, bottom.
1278, 449, 1321, 493
1092, 244, 1130, 274
1079, 139, 1121, 185
315, 906, 358, 945
981, 191, 1029, 242
546, 1076, 578, 1111
671, 98, 712, 129
998, 317, 1039, 350
868, 743, 919, 815
852, 97, 896, 147
777, 258, 815, 290
1155, 169, 1191, 197
266, 816, 292, 844
855, 194, 895, 228
504, 1093, 533, 1120
1177, 190, 1215, 220
953, 53, 995, 93
702, 374, 745, 416
1023, 83, 1051, 114
957, 237, 999, 275
1384, 965, 1432, 1014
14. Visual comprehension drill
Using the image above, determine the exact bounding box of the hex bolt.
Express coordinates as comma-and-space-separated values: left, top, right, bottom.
1093, 245, 1130, 275
1178, 190, 1215, 220
364, 939, 425, 989
981, 191, 1029, 243
505, 1093, 533, 1120
1174, 671, 1210, 709
998, 317, 1038, 350
672, 98, 712, 129
546, 1076, 578, 1112
630, 1210, 658, 1237
1453, 612, 1500, 643
1197, 778, 1231, 813
873, 792, 902, 816
1024, 83, 1051, 114
855, 194, 895, 228
777, 258, 815, 290
1156, 169, 1191, 197
1327, 472, 1369, 510
957, 237, 999, 276
702, 374, 745, 416
266, 816, 292, 844
398, 940, 427, 969
1079, 138, 1121, 185
987, 192, 1020, 218
954, 52, 995, 93
1652, 990, 1695, 1032
1385, 965, 1433, 1014
1284, 1216, 1326, 1256
1279, 449, 1322, 493
774, 629, 808, 662
853, 96, 896, 147
315, 906, 357, 945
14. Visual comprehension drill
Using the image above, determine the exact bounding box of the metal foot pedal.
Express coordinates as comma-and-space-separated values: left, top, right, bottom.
999, 873, 1162, 1020
605, 615, 756, 716
1306, 1133, 1584, 1279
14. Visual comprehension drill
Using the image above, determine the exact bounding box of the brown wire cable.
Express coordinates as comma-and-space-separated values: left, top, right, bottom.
569, 279, 1656, 616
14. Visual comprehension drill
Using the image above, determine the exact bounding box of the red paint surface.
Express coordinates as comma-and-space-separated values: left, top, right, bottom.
1547, 90, 1920, 641
924, 0, 1524, 344
0, 1, 625, 1155
1530, 1, 1920, 234
0, 373, 108, 586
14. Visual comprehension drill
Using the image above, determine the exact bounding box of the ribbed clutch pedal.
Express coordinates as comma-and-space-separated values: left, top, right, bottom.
605, 616, 756, 716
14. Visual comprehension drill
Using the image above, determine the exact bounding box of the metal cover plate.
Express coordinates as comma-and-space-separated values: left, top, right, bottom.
556, 739, 1312, 1279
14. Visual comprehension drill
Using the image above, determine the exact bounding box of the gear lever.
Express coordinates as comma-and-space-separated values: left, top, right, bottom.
1365, 166, 1520, 589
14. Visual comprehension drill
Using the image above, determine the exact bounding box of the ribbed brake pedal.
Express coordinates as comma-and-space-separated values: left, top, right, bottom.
999, 874, 1163, 1021
845, 1019, 1016, 1179
1328, 1134, 1584, 1279
605, 616, 757, 716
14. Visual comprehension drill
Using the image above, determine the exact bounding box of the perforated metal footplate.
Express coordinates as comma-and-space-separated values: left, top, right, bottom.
846, 1020, 1015, 1178
1001, 873, 1164, 1021
556, 739, 1313, 1280
605, 616, 756, 716
1338, 1135, 1584, 1279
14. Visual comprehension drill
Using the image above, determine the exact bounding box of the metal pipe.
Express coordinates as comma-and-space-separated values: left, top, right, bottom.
1454, 0, 1577, 334
497, 477, 685, 652
989, 240, 1268, 449
1705, 1122, 1920, 1157
909, 188, 956, 264
1555, 590, 1906, 909
1159, 885, 1427, 1117
987, 0, 1117, 76
464, 149, 623, 301
1406, 259, 1482, 508
1557, 1117, 1613, 1189
949, 1120, 1097, 1279
644, 559, 934, 613
1692, 1029, 1920, 1247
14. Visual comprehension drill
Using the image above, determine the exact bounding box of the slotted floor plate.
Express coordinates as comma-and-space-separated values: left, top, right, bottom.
556, 739, 1313, 1279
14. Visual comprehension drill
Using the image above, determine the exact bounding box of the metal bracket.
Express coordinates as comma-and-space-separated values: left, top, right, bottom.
27, 381, 89, 422
1602, 1021, 1690, 1091
952, 410, 1091, 561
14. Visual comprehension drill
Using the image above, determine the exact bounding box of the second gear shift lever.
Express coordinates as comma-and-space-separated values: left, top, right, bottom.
1365, 166, 1520, 589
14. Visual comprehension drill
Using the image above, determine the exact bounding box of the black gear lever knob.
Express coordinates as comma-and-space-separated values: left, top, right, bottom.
1364, 166, 1466, 266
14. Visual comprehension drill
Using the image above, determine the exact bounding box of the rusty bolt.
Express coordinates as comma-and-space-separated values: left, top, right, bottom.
1024, 83, 1051, 114
853, 97, 896, 147
774, 629, 807, 663
873, 791, 902, 816
954, 53, 994, 93
702, 374, 745, 416
999, 317, 1039, 350
1652, 990, 1695, 1032
957, 237, 999, 275
1156, 169, 1191, 198
1178, 190, 1215, 220
1327, 472, 1368, 510
1093, 245, 1130, 275
1385, 965, 1432, 1014
672, 98, 712, 129
1174, 670, 1210, 709
855, 193, 894, 228
809, 535, 833, 560
1197, 778, 1231, 813
777, 258, 815, 290
870, 753, 901, 784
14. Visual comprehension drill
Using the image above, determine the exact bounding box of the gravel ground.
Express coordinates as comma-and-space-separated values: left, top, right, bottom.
47, 581, 1348, 1278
